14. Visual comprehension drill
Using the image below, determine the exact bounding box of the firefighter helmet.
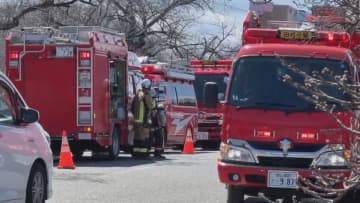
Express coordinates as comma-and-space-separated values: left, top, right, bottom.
141, 79, 152, 90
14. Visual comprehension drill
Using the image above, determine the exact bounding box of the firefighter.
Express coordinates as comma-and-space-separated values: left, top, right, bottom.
131, 79, 153, 158
150, 89, 166, 159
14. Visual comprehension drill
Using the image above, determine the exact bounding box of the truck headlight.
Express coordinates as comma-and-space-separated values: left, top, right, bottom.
220, 143, 255, 163
314, 145, 347, 167
314, 152, 347, 167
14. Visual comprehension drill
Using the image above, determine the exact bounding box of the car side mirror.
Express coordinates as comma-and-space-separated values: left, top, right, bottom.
204, 82, 218, 109
20, 108, 39, 123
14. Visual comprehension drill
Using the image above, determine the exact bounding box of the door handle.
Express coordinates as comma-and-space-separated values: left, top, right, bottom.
28, 139, 35, 143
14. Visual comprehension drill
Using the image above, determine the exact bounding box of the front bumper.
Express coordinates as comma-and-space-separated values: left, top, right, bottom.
197, 123, 221, 142
218, 161, 350, 188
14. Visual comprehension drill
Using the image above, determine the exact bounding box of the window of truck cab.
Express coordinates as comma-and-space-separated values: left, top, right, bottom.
194, 73, 228, 104
228, 56, 352, 112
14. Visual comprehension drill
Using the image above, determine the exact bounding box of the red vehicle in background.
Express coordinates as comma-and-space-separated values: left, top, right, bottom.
5, 26, 129, 159
140, 62, 198, 148
205, 11, 360, 202
190, 60, 231, 149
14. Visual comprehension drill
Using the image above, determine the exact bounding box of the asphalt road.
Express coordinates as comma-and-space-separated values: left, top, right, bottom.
47, 149, 229, 203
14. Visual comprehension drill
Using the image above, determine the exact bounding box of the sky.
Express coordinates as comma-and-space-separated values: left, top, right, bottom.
192, 0, 298, 47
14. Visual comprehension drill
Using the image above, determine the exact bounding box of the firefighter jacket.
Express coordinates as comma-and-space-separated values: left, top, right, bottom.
132, 90, 153, 126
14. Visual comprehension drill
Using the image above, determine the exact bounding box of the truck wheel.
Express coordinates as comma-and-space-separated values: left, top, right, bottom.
227, 185, 244, 203
109, 127, 120, 159
26, 163, 47, 203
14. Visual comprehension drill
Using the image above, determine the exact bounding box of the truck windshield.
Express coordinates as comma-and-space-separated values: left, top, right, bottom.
194, 73, 228, 104
229, 56, 351, 112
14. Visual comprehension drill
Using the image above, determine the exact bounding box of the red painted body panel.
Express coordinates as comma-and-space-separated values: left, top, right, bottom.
5, 33, 129, 151
222, 106, 350, 145
7, 46, 80, 138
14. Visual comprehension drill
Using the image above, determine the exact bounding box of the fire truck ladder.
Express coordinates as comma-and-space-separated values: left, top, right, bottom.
58, 26, 126, 44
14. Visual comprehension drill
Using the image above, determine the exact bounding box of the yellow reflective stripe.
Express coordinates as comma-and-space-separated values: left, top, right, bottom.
135, 100, 144, 123
133, 147, 148, 153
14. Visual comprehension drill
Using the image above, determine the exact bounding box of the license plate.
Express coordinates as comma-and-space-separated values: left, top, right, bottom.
56, 47, 74, 57
279, 30, 313, 40
78, 133, 91, 140
197, 132, 208, 140
268, 170, 298, 189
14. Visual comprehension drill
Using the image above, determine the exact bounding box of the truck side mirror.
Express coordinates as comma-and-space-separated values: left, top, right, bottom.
204, 82, 218, 109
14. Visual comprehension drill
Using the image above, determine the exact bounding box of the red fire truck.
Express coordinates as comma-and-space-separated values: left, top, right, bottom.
190, 60, 231, 149
5, 26, 129, 159
204, 11, 359, 202
140, 62, 198, 148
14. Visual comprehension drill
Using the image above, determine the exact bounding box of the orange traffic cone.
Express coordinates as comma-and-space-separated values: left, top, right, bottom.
58, 130, 76, 169
182, 129, 195, 154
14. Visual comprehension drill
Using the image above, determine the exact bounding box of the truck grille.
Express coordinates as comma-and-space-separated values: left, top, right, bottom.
198, 123, 219, 128
257, 157, 313, 169
248, 141, 324, 152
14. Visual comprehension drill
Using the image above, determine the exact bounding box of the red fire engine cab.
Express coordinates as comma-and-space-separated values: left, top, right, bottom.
204, 11, 359, 202
190, 60, 231, 149
5, 26, 129, 159
141, 62, 198, 148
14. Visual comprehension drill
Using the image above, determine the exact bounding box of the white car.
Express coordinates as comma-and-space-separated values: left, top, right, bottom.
0, 72, 53, 203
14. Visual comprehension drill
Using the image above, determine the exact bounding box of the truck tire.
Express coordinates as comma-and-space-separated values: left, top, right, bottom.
26, 163, 47, 203
109, 127, 120, 159
227, 185, 244, 203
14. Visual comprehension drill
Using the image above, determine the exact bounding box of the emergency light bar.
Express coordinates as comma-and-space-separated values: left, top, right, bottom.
243, 28, 351, 47
190, 60, 232, 68
141, 63, 195, 81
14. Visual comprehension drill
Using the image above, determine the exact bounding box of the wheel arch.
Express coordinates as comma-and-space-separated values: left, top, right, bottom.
27, 158, 49, 199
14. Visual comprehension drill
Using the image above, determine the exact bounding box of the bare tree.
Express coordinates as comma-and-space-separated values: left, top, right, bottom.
107, 0, 213, 54
0, 0, 238, 67
170, 22, 239, 60
294, 0, 360, 33
0, 0, 98, 30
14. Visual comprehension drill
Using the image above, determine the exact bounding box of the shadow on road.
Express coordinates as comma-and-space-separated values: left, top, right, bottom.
53, 148, 218, 168
54, 155, 174, 168
245, 197, 271, 203
163, 149, 217, 155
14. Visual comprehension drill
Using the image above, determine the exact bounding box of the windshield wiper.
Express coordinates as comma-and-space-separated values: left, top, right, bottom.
255, 102, 297, 108
235, 102, 297, 111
